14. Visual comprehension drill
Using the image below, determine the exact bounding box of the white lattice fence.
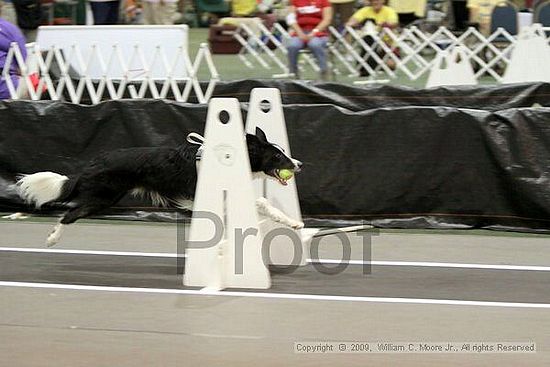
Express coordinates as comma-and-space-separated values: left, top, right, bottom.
2, 41, 219, 104
327, 25, 517, 83
234, 22, 550, 84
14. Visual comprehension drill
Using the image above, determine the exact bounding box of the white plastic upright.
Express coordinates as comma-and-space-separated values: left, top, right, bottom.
426, 46, 477, 88
245, 88, 312, 266
502, 24, 550, 84
184, 98, 270, 290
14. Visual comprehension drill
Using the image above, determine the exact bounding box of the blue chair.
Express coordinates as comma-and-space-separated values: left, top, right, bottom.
533, 0, 547, 11
534, 0, 550, 26
485, 1, 518, 75
490, 1, 519, 36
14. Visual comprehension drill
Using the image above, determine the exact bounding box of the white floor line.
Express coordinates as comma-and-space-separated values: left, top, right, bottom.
0, 281, 549, 309
309, 259, 550, 272
1, 246, 549, 272
0, 247, 179, 258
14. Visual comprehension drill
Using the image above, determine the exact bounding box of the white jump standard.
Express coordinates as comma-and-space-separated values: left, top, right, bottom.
185, 88, 316, 290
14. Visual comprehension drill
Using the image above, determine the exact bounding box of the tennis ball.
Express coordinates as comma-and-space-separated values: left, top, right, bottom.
278, 169, 294, 180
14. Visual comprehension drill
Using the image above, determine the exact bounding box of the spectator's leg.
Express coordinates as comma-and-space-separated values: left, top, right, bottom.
451, 0, 469, 31
158, 1, 178, 24
340, 1, 355, 26
308, 36, 328, 78
89, 2, 104, 24
142, 2, 157, 24
90, 1, 115, 24
258, 13, 276, 28
331, 3, 342, 28
359, 35, 375, 76
286, 37, 304, 76
105, 0, 120, 24
332, 1, 354, 31
398, 12, 419, 27
0, 1, 18, 25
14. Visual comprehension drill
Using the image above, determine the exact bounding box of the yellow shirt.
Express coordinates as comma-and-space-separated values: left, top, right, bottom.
351, 6, 399, 26
466, 0, 500, 22
232, 0, 257, 16
388, 0, 427, 17
466, 0, 501, 34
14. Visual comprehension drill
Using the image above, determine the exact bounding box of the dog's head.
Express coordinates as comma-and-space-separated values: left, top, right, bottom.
246, 127, 302, 186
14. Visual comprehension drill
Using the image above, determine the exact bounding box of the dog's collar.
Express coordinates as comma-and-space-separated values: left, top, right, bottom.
195, 146, 203, 162
187, 132, 205, 162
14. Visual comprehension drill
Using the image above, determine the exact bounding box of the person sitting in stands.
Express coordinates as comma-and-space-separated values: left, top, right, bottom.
388, 0, 426, 27
224, 0, 276, 29
286, 0, 333, 80
0, 14, 26, 99
346, 0, 399, 76
232, 0, 258, 16
466, 0, 501, 35
142, 0, 179, 24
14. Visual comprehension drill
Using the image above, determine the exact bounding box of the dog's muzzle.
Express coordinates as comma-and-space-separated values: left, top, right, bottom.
293, 159, 303, 172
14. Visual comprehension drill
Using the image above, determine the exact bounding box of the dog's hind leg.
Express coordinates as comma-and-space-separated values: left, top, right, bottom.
2, 212, 29, 220
46, 220, 65, 247
46, 204, 107, 247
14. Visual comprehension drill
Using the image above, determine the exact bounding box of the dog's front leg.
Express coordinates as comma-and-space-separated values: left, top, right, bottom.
255, 197, 304, 229
173, 198, 194, 211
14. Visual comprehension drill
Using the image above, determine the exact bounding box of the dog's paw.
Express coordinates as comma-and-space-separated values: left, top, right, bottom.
2, 212, 29, 220
291, 221, 304, 230
46, 223, 64, 247
45, 235, 59, 247
255, 197, 269, 207
46, 226, 62, 247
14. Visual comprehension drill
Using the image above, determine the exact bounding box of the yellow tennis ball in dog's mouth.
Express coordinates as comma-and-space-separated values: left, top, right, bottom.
278, 169, 294, 181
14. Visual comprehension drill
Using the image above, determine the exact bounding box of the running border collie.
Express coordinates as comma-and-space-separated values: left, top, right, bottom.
16, 128, 303, 246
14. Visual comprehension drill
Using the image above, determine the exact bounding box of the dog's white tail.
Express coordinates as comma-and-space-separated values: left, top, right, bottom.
17, 171, 69, 208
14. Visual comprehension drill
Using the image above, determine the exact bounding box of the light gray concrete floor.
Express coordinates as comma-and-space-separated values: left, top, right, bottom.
1, 219, 550, 366
3, 220, 550, 265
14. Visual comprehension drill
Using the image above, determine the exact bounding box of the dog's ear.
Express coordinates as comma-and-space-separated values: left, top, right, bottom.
255, 127, 268, 143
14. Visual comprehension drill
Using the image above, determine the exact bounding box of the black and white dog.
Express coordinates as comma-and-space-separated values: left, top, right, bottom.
16, 127, 303, 246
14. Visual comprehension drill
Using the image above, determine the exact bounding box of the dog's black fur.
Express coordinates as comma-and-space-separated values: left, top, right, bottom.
19, 127, 300, 227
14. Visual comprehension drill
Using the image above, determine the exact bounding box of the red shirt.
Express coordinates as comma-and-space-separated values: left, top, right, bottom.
292, 0, 330, 33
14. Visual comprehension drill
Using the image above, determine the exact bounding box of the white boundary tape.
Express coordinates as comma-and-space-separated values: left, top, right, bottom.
1, 281, 550, 308
1, 247, 550, 272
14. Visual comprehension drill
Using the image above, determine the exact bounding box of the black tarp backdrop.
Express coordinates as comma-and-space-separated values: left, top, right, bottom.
1, 81, 550, 232
55, 78, 550, 109
205, 80, 550, 111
